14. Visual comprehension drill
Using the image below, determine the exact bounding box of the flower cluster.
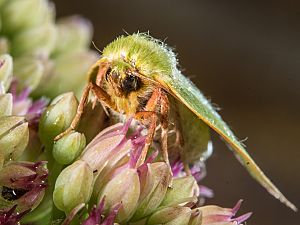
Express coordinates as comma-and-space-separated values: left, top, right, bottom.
0, 0, 253, 224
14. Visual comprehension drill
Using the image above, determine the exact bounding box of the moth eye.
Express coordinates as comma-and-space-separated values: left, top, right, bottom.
105, 68, 112, 81
122, 74, 140, 92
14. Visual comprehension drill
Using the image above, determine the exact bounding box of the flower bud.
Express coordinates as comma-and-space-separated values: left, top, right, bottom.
0, 205, 30, 225
188, 208, 202, 225
53, 160, 93, 213
53, 16, 93, 55
98, 168, 140, 223
198, 200, 252, 225
0, 116, 29, 165
14, 57, 44, 91
0, 37, 10, 55
132, 162, 172, 220
0, 161, 48, 212
12, 23, 57, 57
37, 51, 98, 98
53, 131, 86, 165
0, 93, 12, 117
39, 92, 78, 147
0, 54, 13, 92
1, 0, 55, 33
161, 176, 199, 207
147, 206, 192, 225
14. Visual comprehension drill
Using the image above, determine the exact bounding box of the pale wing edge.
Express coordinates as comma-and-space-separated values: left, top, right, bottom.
157, 73, 297, 211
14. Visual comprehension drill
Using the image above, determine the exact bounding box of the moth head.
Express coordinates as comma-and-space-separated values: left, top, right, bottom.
106, 59, 141, 96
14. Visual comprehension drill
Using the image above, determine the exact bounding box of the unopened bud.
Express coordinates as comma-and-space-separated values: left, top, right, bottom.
53, 160, 93, 213
12, 23, 57, 57
0, 93, 12, 117
147, 206, 192, 225
53, 131, 86, 165
14, 57, 44, 91
38, 51, 97, 98
161, 176, 199, 207
0, 37, 10, 55
53, 16, 93, 55
39, 92, 78, 147
132, 162, 172, 220
98, 168, 140, 223
2, 0, 55, 33
0, 116, 29, 165
0, 54, 13, 92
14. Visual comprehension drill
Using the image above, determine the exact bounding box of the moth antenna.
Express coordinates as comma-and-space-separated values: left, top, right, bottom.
92, 41, 102, 54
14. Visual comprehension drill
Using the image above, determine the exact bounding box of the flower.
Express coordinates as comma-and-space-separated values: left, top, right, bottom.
0, 161, 48, 212
199, 200, 252, 225
53, 160, 93, 213
0, 205, 30, 225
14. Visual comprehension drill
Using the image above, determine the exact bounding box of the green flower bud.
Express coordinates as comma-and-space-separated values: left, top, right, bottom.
147, 206, 192, 225
39, 92, 78, 147
14, 56, 44, 91
161, 176, 199, 207
53, 131, 86, 165
12, 23, 57, 57
53, 16, 93, 56
189, 209, 202, 225
132, 162, 172, 220
53, 160, 93, 213
0, 116, 29, 165
0, 37, 10, 55
36, 51, 97, 98
1, 0, 55, 33
0, 54, 13, 92
98, 168, 140, 223
0, 93, 12, 117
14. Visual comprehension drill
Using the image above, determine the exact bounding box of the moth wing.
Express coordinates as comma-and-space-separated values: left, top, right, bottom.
153, 71, 296, 211
168, 95, 211, 164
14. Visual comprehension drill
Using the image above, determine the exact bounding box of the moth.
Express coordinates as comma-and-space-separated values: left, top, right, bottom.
55, 33, 296, 211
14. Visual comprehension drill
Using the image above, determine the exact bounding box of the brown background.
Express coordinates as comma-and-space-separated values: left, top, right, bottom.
52, 0, 300, 224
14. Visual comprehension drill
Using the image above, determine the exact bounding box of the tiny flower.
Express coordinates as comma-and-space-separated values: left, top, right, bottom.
0, 205, 30, 225
36, 51, 98, 98
10, 79, 49, 126
82, 198, 121, 225
98, 168, 140, 223
0, 116, 29, 165
160, 175, 199, 207
53, 160, 93, 213
1, 0, 54, 34
189, 208, 202, 225
147, 206, 192, 225
0, 54, 13, 92
132, 162, 172, 220
12, 23, 57, 57
53, 16, 93, 56
171, 159, 213, 204
14, 56, 45, 91
0, 161, 48, 212
53, 131, 86, 165
0, 37, 10, 55
39, 92, 78, 147
199, 200, 252, 225
0, 93, 13, 117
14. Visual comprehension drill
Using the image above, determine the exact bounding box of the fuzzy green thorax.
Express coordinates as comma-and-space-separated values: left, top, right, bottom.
102, 34, 178, 78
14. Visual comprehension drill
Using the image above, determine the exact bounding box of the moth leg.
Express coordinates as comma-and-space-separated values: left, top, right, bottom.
92, 62, 110, 116
54, 83, 92, 140
135, 111, 158, 166
90, 83, 116, 110
160, 92, 170, 166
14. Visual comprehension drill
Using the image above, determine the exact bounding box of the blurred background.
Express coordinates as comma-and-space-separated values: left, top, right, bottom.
52, 0, 299, 224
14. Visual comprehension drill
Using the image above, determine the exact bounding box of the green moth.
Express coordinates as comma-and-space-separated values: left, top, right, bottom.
56, 33, 296, 211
